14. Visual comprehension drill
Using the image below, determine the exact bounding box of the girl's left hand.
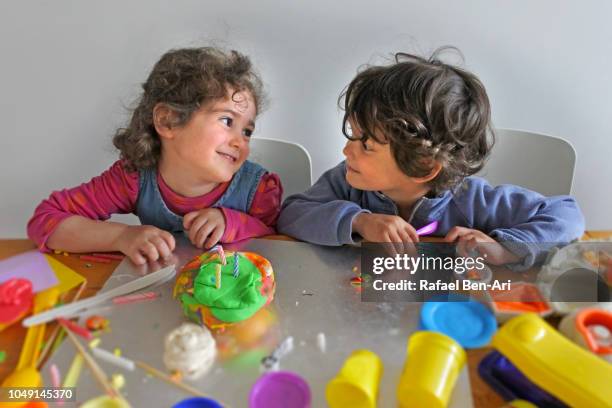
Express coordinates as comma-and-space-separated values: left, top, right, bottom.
443, 226, 520, 265
183, 208, 226, 249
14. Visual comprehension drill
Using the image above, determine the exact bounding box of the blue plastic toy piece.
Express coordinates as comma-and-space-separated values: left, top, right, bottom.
420, 294, 497, 348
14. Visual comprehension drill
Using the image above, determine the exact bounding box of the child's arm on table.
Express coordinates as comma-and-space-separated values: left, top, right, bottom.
46, 217, 174, 265
27, 161, 175, 264
445, 178, 585, 269
278, 162, 376, 245
182, 173, 283, 248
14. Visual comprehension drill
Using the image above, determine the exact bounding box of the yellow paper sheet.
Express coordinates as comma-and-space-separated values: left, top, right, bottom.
44, 255, 86, 294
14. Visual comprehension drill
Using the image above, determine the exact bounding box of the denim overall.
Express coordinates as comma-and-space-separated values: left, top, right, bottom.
136, 160, 266, 232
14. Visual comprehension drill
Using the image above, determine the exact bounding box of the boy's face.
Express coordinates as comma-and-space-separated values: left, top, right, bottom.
162, 90, 256, 184
342, 119, 414, 192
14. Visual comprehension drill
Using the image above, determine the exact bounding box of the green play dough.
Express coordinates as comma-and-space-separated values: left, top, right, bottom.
190, 254, 266, 322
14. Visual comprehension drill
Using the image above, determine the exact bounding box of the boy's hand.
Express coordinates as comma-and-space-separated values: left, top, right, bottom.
352, 213, 419, 255
444, 226, 520, 265
183, 208, 226, 249
114, 225, 176, 265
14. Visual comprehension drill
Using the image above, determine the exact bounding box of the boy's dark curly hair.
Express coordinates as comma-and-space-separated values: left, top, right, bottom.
340, 46, 494, 194
113, 47, 266, 171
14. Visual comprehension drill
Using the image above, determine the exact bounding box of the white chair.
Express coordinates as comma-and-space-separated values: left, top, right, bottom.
249, 137, 312, 199
477, 128, 576, 196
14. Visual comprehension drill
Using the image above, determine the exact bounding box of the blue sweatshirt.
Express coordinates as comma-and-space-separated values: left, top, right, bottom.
277, 161, 585, 269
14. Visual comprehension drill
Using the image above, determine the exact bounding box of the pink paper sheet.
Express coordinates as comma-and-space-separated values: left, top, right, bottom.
0, 250, 58, 293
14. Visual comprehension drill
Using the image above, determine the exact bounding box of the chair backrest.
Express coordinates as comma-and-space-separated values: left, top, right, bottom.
249, 137, 312, 199
477, 128, 576, 196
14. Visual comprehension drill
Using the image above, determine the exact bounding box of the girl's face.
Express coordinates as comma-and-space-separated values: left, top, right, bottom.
342, 119, 414, 192
163, 90, 256, 183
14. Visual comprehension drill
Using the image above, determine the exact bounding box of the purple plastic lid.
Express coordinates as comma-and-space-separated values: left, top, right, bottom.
249, 371, 311, 408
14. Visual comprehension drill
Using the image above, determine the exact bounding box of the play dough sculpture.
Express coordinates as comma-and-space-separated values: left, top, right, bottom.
174, 250, 275, 329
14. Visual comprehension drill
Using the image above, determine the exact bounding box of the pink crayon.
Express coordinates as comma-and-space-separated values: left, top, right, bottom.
112, 291, 159, 305
58, 318, 93, 340
79, 255, 111, 264
92, 253, 125, 260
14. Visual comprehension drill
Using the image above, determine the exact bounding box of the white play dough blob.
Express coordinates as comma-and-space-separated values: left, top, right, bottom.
163, 322, 217, 380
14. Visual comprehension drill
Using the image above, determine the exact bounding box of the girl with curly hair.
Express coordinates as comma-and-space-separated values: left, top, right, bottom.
29, 47, 282, 265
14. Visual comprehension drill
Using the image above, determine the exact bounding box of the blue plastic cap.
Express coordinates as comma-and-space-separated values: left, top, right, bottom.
173, 397, 224, 408
420, 294, 497, 348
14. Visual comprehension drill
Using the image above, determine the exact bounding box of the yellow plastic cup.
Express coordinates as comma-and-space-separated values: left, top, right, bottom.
397, 331, 466, 408
326, 349, 383, 408
80, 396, 131, 408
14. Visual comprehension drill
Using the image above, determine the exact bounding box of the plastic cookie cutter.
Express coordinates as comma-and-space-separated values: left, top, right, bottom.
0, 278, 33, 332
491, 313, 612, 408
559, 307, 612, 362
2, 287, 60, 391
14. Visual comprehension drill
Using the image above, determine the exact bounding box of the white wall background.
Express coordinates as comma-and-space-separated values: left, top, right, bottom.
1, 0, 610, 237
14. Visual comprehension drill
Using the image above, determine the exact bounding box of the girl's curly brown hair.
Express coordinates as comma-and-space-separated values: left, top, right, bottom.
340, 46, 494, 195
113, 47, 266, 171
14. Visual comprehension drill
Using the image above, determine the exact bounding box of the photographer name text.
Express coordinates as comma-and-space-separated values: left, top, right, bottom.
371, 279, 511, 291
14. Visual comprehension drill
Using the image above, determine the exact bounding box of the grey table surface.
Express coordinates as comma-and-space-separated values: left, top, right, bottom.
43, 236, 473, 407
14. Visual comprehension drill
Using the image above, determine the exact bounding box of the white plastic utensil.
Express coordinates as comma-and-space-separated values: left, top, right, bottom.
23, 265, 175, 327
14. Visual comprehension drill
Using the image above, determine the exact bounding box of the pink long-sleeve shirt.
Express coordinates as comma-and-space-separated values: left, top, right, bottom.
27, 160, 283, 251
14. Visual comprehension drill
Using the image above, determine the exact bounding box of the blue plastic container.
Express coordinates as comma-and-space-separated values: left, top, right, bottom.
173, 397, 224, 408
